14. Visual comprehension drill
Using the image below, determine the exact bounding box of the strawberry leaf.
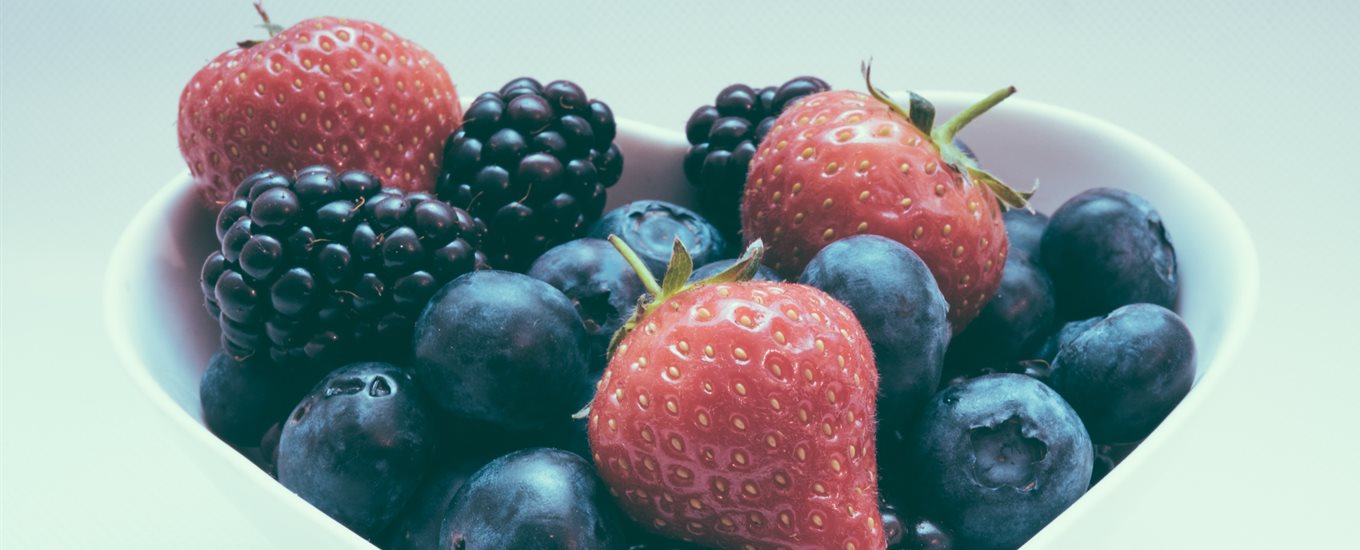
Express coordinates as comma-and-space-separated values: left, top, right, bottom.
660, 239, 694, 297
692, 239, 765, 287
907, 91, 936, 135
861, 61, 913, 123
965, 167, 1035, 210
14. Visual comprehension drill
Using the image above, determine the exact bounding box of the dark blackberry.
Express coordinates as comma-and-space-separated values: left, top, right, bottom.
683, 76, 831, 240
201, 166, 487, 370
437, 78, 622, 272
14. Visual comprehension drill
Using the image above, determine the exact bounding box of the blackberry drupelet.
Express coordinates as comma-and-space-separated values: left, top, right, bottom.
201, 166, 487, 369
437, 78, 623, 272
682, 76, 831, 239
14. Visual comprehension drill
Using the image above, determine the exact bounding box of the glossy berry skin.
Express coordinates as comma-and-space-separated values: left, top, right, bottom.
688, 258, 782, 283
1003, 209, 1048, 262
277, 362, 436, 540
439, 448, 628, 550
743, 90, 1009, 332
798, 235, 949, 459
1040, 188, 1178, 320
1049, 303, 1195, 443
588, 201, 729, 278
1032, 316, 1102, 365
412, 270, 592, 431
199, 351, 305, 448
905, 374, 1092, 550
589, 282, 885, 550
902, 517, 953, 550
178, 17, 461, 205
201, 167, 486, 369
943, 249, 1056, 380
683, 77, 832, 240
437, 78, 622, 271
382, 454, 490, 550
528, 239, 647, 373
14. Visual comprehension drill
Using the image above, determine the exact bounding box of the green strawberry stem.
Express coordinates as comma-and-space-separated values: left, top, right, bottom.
608, 235, 662, 297
571, 237, 766, 421
603, 236, 765, 357
861, 63, 1032, 209
932, 86, 1017, 145
238, 1, 283, 48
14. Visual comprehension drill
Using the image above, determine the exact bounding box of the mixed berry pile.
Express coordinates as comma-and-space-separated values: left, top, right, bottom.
187, 9, 1194, 550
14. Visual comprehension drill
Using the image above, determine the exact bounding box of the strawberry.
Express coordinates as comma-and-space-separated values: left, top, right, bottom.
741, 64, 1030, 332
178, 3, 462, 205
586, 238, 885, 550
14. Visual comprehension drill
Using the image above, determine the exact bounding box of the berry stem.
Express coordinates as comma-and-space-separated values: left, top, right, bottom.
254, 1, 281, 37
608, 235, 662, 296
933, 86, 1016, 144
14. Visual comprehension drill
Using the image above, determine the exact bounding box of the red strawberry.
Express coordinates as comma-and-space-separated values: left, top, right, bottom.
587, 238, 885, 550
741, 65, 1029, 332
178, 4, 462, 205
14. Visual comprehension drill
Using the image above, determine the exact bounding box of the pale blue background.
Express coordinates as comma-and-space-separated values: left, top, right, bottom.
3, 1, 1358, 548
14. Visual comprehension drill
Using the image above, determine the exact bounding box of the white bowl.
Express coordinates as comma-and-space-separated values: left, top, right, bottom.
104, 92, 1258, 548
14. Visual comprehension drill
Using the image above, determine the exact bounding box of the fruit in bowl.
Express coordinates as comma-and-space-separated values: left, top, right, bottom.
106, 12, 1258, 548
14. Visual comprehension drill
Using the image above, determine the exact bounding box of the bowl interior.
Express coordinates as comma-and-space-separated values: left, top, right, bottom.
105, 93, 1257, 548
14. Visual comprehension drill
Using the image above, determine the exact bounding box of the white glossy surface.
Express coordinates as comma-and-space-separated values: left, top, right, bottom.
106, 95, 1255, 548
4, 2, 1358, 549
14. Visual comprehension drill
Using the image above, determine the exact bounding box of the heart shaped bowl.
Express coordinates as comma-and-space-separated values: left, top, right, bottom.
105, 92, 1258, 548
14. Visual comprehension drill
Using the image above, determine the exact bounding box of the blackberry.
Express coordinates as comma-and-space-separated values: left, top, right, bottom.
201, 166, 487, 369
437, 78, 623, 272
682, 76, 831, 239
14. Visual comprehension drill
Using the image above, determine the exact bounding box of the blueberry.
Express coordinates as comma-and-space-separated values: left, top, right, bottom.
199, 351, 305, 448
277, 362, 436, 540
258, 421, 282, 477
878, 505, 906, 549
905, 374, 1093, 550
527, 239, 646, 373
944, 251, 1056, 380
799, 235, 950, 453
439, 448, 627, 549
1032, 316, 1103, 365
586, 200, 728, 278
1049, 303, 1195, 443
412, 271, 592, 432
382, 454, 491, 550
1090, 441, 1140, 486
1003, 209, 1048, 262
1040, 188, 1178, 320
903, 516, 954, 550
687, 257, 782, 283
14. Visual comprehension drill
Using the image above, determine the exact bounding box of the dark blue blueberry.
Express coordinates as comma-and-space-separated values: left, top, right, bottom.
1050, 303, 1195, 443
798, 235, 950, 479
277, 362, 436, 540
687, 257, 782, 283
1003, 209, 1048, 262
944, 251, 1056, 381
528, 239, 647, 373
1090, 441, 1140, 487
439, 448, 627, 549
587, 200, 729, 279
1040, 188, 1178, 320
878, 505, 906, 549
382, 454, 491, 550
906, 374, 1093, 550
412, 271, 592, 432
1032, 316, 1103, 366
258, 421, 282, 477
903, 516, 953, 550
199, 351, 303, 448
